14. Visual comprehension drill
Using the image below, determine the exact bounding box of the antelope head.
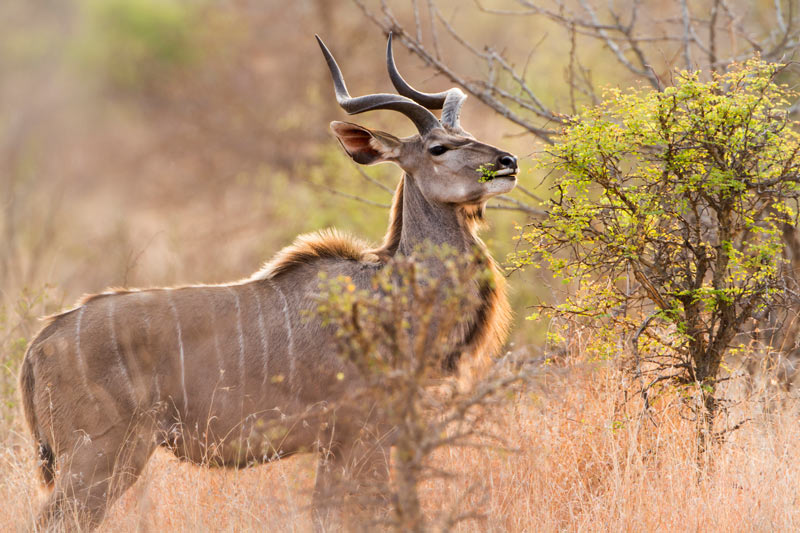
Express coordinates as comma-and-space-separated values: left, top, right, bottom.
316, 34, 518, 206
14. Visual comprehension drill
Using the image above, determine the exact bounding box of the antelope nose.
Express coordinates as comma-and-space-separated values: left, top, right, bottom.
498, 154, 517, 169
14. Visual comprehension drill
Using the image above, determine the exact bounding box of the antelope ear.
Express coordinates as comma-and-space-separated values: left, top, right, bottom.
330, 121, 402, 165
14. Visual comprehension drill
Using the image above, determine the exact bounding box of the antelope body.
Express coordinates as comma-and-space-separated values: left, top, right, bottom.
19, 35, 517, 530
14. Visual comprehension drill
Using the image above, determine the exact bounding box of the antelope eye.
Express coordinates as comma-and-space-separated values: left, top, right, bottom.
429, 145, 449, 156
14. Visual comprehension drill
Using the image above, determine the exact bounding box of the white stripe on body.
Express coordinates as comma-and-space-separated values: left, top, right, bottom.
249, 285, 270, 388
204, 298, 230, 421
135, 295, 161, 404
106, 299, 138, 407
74, 306, 99, 406
229, 288, 247, 393
167, 294, 189, 413
154, 375, 161, 401
209, 300, 224, 379
268, 281, 295, 386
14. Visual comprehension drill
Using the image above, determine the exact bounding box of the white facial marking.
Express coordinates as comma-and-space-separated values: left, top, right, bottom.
493, 168, 517, 176
107, 299, 137, 406
167, 294, 189, 413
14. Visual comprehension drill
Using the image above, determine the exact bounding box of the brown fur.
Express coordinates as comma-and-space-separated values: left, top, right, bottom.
18, 39, 519, 532
368, 177, 404, 262
19, 354, 54, 488
464, 257, 512, 379
19, 169, 514, 533
449, 207, 512, 382
40, 288, 145, 327
253, 228, 380, 280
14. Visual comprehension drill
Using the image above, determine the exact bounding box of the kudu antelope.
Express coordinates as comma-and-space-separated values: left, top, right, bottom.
19, 34, 516, 530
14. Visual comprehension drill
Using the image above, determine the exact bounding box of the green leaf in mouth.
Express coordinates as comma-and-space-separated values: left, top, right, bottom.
477, 163, 498, 182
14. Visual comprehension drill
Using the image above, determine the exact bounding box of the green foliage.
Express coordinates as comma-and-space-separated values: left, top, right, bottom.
317, 243, 491, 382
477, 163, 498, 183
73, 0, 200, 89
515, 59, 800, 424
315, 243, 514, 530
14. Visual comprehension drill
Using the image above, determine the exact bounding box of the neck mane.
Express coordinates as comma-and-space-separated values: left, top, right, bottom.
368, 177, 404, 261
369, 174, 485, 261
369, 173, 511, 379
252, 172, 511, 380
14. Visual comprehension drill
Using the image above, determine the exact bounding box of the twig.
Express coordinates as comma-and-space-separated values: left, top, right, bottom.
306, 178, 391, 209
350, 162, 395, 194
680, 0, 694, 69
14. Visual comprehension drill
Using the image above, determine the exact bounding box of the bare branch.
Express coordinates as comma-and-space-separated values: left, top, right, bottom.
775, 0, 788, 35
680, 0, 694, 69
709, 0, 720, 72
426, 0, 442, 59
577, 0, 661, 88
353, 0, 560, 143
411, 0, 423, 44
305, 177, 391, 209
487, 200, 546, 217
349, 161, 395, 194
514, 182, 545, 203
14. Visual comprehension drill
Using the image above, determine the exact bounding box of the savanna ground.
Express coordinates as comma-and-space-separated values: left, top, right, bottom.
4, 361, 800, 531
2, 0, 800, 531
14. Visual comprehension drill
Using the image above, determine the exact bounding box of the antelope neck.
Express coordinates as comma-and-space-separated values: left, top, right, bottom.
394, 173, 478, 257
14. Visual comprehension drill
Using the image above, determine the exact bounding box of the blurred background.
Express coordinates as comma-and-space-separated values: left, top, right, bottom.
0, 0, 566, 410
0, 1, 550, 321
6, 2, 800, 531
1, 0, 795, 417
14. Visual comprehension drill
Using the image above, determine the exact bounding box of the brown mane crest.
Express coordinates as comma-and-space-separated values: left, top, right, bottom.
253, 228, 380, 280
75, 288, 139, 307
41, 288, 144, 325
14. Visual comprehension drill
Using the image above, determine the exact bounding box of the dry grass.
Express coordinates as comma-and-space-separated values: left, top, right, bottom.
4, 1, 798, 531
3, 364, 799, 532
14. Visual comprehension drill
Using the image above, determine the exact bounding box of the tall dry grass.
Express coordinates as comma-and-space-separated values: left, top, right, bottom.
3, 2, 800, 531
3, 362, 798, 532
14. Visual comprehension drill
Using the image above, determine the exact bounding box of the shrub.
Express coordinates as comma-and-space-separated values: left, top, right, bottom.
515, 59, 800, 452
317, 244, 523, 531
